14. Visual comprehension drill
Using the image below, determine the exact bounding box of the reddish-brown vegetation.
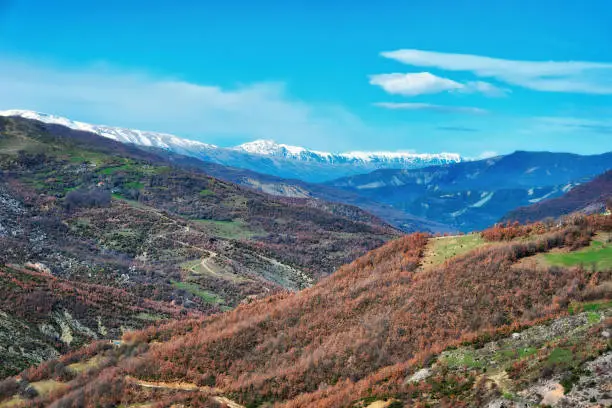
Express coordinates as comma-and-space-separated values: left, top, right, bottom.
480, 221, 550, 241
6, 215, 611, 407
0, 266, 185, 326
117, 218, 606, 405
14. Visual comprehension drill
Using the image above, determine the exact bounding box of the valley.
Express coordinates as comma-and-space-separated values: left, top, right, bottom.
0, 214, 610, 407
0, 114, 610, 408
2, 3, 612, 407
0, 116, 399, 378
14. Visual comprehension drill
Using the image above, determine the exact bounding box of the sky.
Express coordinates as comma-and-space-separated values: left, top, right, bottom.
0, 0, 611, 157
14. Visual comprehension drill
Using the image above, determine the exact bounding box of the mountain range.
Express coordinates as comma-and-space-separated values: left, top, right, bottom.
327, 151, 612, 231
2, 110, 611, 233
0, 110, 463, 182
0, 112, 611, 408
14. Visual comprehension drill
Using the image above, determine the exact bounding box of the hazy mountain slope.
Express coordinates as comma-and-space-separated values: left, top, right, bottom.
8, 215, 610, 407
148, 147, 453, 233
0, 110, 462, 182
504, 169, 612, 223
327, 151, 612, 232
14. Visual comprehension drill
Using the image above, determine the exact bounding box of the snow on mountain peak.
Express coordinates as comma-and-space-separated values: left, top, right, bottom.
232, 139, 462, 165
0, 109, 217, 151
0, 109, 464, 180
233, 139, 332, 159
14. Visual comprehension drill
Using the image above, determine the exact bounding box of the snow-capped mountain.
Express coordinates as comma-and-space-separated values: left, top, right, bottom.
234, 139, 462, 166
0, 109, 462, 182
0, 110, 216, 153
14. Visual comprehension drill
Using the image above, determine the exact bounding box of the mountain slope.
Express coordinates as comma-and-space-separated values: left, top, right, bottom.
327, 151, 612, 232
504, 169, 612, 223
0, 116, 399, 277
0, 110, 462, 182
148, 147, 453, 233
6, 214, 610, 407
0, 116, 401, 377
0, 264, 186, 378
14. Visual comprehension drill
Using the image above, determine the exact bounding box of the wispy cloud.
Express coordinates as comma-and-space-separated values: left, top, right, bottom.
374, 102, 487, 114
535, 117, 612, 134
369, 72, 506, 97
436, 126, 480, 132
381, 49, 612, 94
0, 57, 376, 150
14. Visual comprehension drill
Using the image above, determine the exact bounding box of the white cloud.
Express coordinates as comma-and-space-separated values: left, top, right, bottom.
477, 151, 499, 159
374, 102, 487, 114
369, 72, 462, 96
369, 72, 507, 96
381, 49, 612, 94
0, 57, 372, 150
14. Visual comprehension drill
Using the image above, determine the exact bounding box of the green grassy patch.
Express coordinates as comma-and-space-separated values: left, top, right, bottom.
135, 312, 166, 321
544, 239, 612, 271
199, 189, 214, 197
193, 219, 260, 240
99, 164, 135, 175
518, 347, 538, 358
171, 280, 225, 305
425, 234, 487, 267
443, 350, 484, 368
587, 311, 601, 324
180, 259, 249, 285
568, 299, 612, 315
65, 149, 108, 165
547, 348, 573, 364
67, 355, 103, 374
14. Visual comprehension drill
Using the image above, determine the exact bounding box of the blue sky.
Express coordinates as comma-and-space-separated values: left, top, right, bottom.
0, 0, 611, 157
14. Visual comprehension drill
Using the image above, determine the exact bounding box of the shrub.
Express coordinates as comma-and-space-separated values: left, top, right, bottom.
0, 378, 19, 400
64, 188, 111, 211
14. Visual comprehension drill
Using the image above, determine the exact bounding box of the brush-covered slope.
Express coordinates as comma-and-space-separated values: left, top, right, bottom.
0, 116, 399, 377
0, 264, 185, 378
504, 169, 612, 223
6, 215, 610, 407
327, 151, 612, 232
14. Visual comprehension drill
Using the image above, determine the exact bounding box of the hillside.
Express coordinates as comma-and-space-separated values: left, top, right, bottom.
4, 214, 610, 407
0, 264, 186, 378
0, 116, 400, 377
150, 148, 453, 233
504, 169, 612, 223
0, 116, 399, 276
327, 151, 612, 232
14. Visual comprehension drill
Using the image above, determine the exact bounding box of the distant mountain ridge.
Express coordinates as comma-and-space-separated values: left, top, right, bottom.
0, 110, 462, 182
327, 151, 612, 231
503, 169, 612, 223
234, 138, 461, 165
